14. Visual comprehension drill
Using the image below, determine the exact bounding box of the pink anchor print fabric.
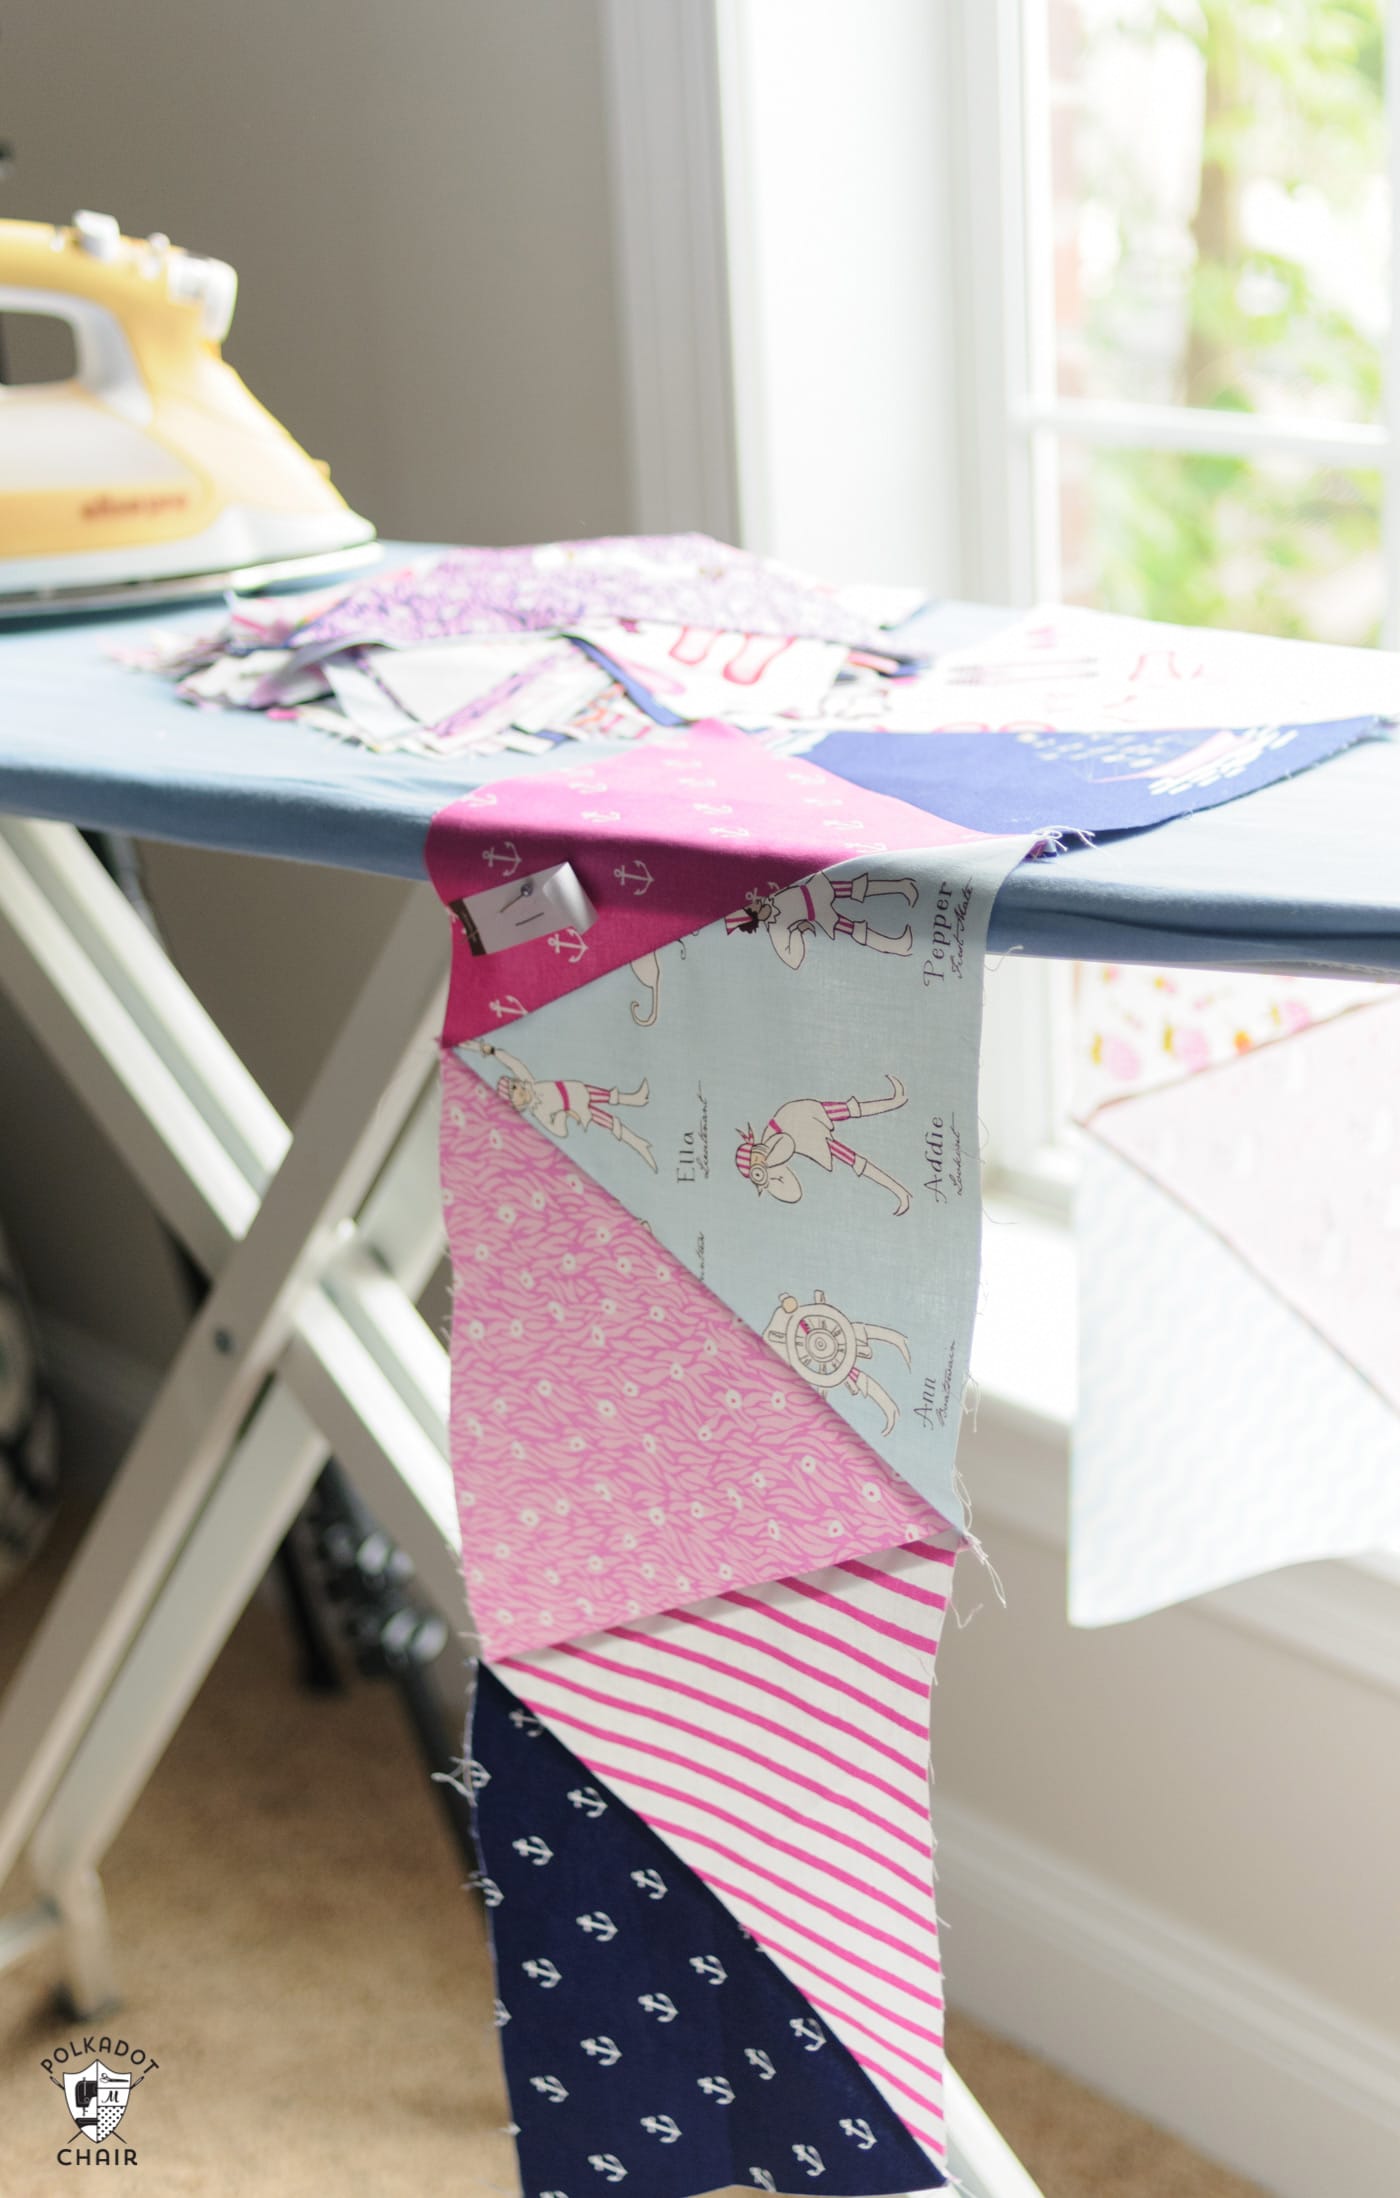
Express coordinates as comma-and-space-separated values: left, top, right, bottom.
441, 1052, 955, 1660
290, 533, 899, 655
499, 1534, 959, 2172
426, 719, 994, 1045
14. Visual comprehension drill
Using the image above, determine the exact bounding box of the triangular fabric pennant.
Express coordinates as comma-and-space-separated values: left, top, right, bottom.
1074, 1142, 1400, 1622
441, 1051, 954, 1659
499, 1540, 957, 2165
1090, 996, 1400, 1414
805, 715, 1384, 836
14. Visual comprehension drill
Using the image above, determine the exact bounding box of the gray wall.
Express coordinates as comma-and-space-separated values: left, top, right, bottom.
0, 0, 632, 1371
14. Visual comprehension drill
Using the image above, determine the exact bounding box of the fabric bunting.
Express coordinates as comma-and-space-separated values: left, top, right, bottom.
425, 720, 997, 1044
499, 1537, 958, 2167
442, 826, 1032, 1529
441, 1052, 951, 1660
473, 1658, 948, 2197
1073, 969, 1400, 1621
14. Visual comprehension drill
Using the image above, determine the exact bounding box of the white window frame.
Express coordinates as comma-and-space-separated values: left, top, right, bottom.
603, 0, 1400, 1217
960, 0, 1400, 638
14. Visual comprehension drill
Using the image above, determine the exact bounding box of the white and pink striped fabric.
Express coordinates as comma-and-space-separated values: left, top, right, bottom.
499, 1532, 959, 2173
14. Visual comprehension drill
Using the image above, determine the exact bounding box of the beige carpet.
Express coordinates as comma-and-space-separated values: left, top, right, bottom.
0, 1528, 1265, 2197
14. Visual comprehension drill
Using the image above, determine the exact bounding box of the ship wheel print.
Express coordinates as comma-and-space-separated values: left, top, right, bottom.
778, 1292, 860, 1390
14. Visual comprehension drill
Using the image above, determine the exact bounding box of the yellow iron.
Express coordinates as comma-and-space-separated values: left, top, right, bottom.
0, 211, 377, 615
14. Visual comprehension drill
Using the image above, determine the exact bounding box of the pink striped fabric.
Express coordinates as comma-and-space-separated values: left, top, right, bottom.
500, 1534, 959, 2167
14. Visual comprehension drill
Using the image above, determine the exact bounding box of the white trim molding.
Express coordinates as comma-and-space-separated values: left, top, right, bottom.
937, 1797, 1400, 2198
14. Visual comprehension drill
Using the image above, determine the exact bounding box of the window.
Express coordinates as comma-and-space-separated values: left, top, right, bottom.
954, 0, 1395, 1202
965, 0, 1393, 641
607, 2, 1392, 1207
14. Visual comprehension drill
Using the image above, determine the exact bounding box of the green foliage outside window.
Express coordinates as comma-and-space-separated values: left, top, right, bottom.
1061, 0, 1386, 641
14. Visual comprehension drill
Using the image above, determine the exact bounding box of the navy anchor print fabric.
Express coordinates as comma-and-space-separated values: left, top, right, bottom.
473, 1666, 945, 2196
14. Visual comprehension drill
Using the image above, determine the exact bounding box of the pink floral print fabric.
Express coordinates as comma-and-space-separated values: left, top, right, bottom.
441, 1052, 954, 1659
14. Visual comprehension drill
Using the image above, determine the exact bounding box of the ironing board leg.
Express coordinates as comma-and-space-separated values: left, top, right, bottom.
29, 1386, 328, 2015
0, 878, 448, 1897
944, 2061, 1047, 2197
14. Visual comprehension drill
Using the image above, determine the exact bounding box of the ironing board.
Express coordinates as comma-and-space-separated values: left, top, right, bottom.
1, 559, 1398, 2198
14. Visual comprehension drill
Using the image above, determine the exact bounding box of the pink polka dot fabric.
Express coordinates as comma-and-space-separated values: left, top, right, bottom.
441, 1051, 954, 1659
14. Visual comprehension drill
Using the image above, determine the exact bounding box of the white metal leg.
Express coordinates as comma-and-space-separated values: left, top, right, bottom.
944, 2063, 1047, 2197
0, 828, 462, 1976
27, 1386, 330, 2014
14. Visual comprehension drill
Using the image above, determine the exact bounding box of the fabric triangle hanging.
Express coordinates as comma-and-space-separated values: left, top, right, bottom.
472, 1663, 946, 2197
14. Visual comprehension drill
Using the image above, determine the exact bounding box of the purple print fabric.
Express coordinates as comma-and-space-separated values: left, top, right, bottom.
807, 716, 1386, 834
292, 534, 897, 656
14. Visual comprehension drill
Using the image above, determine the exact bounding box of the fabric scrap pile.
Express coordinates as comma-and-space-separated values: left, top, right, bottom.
117, 534, 926, 761
124, 542, 1395, 849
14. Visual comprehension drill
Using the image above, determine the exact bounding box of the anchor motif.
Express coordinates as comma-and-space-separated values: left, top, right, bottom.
689, 1954, 727, 1986
529, 2074, 569, 2103
640, 2115, 682, 2145
613, 858, 654, 896
568, 1786, 608, 1818
547, 927, 589, 962
840, 2118, 877, 2151
637, 1991, 678, 2023
464, 1759, 491, 1790
792, 2144, 826, 2178
789, 2017, 826, 2052
576, 1910, 618, 1942
749, 2172, 778, 2191
744, 2047, 776, 2081
489, 994, 528, 1020
512, 1834, 553, 1866
481, 840, 522, 875
492, 1998, 511, 2028
589, 2155, 628, 2182
629, 1867, 666, 1900
509, 1707, 543, 1737
581, 2035, 621, 2067
469, 1872, 503, 1909
522, 1957, 562, 1989
697, 2075, 735, 2104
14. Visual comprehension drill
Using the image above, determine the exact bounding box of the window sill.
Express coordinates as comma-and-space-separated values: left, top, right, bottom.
971, 1193, 1077, 1440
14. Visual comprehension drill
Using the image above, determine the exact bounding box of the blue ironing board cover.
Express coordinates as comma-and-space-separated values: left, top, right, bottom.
2, 553, 1398, 978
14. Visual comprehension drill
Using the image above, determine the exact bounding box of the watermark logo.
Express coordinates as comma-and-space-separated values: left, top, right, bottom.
41, 2033, 157, 2167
